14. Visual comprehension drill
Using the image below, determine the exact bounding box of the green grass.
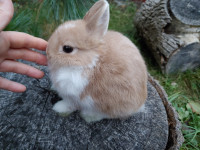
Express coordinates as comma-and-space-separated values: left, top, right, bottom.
6, 1, 200, 149
7, 0, 97, 39
156, 70, 200, 150
109, 3, 138, 44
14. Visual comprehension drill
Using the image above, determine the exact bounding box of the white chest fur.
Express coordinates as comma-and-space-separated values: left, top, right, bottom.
50, 67, 89, 98
49, 66, 108, 122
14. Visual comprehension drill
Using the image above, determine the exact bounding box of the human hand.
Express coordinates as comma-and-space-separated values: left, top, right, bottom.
0, 0, 48, 93
0, 0, 14, 30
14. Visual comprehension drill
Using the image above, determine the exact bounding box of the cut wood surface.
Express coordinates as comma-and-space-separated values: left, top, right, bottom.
135, 0, 200, 74
170, 0, 200, 26
0, 62, 183, 149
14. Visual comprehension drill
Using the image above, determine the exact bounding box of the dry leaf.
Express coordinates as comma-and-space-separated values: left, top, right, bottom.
187, 101, 200, 114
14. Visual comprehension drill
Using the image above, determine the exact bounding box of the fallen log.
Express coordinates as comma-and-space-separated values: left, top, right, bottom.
135, 0, 200, 74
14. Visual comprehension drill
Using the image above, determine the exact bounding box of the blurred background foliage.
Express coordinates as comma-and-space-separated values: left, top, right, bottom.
6, 0, 98, 39
4, 0, 200, 149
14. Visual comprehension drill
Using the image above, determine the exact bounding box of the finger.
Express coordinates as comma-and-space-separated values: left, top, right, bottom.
0, 60, 44, 79
7, 48, 47, 65
0, 77, 26, 93
3, 31, 48, 50
0, 0, 14, 30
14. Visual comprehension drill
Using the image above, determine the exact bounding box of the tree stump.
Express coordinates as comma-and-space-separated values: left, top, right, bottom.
0, 62, 183, 149
134, 0, 200, 74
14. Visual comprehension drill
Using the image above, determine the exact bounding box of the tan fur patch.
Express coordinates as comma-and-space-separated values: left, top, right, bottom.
81, 31, 147, 118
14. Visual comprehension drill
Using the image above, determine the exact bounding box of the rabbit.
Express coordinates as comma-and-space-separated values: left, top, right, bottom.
46, 0, 147, 123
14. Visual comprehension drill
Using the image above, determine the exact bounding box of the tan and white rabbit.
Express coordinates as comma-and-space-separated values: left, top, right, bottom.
47, 0, 147, 122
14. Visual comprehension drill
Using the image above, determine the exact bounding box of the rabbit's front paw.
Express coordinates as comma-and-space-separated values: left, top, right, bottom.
53, 100, 75, 116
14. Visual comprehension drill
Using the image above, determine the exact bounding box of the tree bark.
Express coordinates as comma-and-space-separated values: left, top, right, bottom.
135, 0, 200, 74
0, 61, 183, 149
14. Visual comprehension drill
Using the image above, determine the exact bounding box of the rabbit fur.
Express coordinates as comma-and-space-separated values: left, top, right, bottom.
47, 0, 147, 122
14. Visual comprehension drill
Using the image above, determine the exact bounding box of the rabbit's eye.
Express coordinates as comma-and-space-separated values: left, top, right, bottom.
63, 45, 73, 53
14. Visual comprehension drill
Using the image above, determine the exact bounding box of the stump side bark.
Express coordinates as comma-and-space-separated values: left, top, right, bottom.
134, 0, 200, 74
0, 62, 181, 149
148, 75, 184, 150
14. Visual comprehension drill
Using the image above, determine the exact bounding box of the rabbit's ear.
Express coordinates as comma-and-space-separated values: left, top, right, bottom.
84, 0, 109, 38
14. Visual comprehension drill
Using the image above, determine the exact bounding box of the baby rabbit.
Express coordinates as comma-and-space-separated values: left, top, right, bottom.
47, 0, 147, 122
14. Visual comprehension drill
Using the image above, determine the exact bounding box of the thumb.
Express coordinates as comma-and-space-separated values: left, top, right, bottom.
0, 0, 14, 31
